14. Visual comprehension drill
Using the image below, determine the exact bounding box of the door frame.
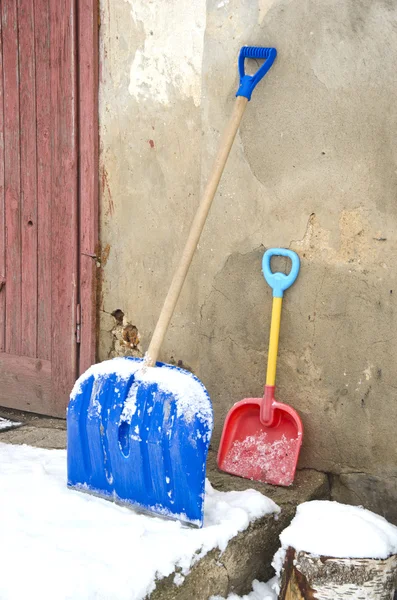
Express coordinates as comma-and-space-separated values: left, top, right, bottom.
78, 0, 99, 376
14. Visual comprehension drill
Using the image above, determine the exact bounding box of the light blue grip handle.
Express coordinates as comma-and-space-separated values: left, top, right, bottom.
236, 46, 277, 101
262, 248, 300, 298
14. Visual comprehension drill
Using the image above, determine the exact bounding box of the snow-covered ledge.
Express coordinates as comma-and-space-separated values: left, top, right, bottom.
0, 443, 328, 600
276, 501, 397, 599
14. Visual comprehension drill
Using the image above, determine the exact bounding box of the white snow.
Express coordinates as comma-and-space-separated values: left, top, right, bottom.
272, 500, 397, 576
135, 363, 212, 426
173, 573, 185, 586
0, 442, 279, 600
222, 432, 300, 486
71, 358, 213, 432
70, 357, 142, 400
0, 417, 21, 430
119, 362, 213, 427
210, 577, 278, 600
120, 381, 139, 422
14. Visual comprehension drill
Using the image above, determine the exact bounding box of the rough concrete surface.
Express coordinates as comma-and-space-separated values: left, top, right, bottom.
331, 473, 397, 527
98, 0, 397, 519
151, 450, 329, 599
0, 407, 66, 449
150, 514, 284, 600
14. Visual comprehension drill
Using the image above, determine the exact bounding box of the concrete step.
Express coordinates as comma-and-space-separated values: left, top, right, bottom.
0, 407, 67, 449
150, 449, 329, 599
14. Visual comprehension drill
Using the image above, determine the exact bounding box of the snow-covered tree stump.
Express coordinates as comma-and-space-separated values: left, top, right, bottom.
279, 547, 397, 600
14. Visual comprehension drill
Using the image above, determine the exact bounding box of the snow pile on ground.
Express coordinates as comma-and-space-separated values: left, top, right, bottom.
272, 500, 397, 576
0, 442, 279, 600
210, 577, 278, 600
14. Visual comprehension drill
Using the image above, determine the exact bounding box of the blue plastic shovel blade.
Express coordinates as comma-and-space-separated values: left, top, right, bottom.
67, 357, 213, 527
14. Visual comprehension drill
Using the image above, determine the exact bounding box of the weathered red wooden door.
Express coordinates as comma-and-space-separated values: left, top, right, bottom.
0, 0, 98, 418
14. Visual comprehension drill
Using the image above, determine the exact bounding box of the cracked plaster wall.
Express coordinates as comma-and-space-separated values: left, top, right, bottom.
99, 0, 397, 519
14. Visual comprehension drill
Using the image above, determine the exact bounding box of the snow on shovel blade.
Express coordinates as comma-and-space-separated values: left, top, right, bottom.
217, 397, 302, 486
67, 357, 213, 527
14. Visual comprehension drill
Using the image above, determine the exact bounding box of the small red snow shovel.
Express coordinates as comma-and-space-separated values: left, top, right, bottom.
218, 248, 303, 486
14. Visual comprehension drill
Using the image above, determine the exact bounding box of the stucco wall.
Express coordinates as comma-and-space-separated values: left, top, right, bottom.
99, 0, 397, 519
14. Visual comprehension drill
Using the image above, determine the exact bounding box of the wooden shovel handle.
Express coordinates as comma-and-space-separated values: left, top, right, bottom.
145, 96, 248, 367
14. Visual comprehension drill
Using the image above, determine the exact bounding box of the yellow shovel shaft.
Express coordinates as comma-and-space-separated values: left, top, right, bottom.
266, 297, 283, 386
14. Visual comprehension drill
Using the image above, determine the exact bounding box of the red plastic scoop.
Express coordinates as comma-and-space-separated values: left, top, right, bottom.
217, 249, 303, 486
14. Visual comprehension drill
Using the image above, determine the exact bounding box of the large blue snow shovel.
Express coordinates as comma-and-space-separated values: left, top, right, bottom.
67, 46, 277, 527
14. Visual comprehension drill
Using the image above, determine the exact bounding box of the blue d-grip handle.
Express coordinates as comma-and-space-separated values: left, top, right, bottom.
236, 46, 277, 101
262, 248, 300, 298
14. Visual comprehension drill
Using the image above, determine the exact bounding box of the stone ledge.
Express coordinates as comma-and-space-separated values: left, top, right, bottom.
150, 450, 329, 600
0, 407, 67, 449
0, 425, 67, 449
206, 449, 329, 507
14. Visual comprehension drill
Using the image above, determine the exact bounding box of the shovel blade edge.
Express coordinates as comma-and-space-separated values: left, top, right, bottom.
67, 357, 213, 527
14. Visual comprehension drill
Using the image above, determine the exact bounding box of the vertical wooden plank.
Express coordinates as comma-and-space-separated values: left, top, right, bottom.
50, 0, 78, 411
78, 0, 99, 374
0, 10, 5, 351
18, 0, 37, 357
2, 0, 21, 356
0, 353, 52, 414
35, 0, 51, 361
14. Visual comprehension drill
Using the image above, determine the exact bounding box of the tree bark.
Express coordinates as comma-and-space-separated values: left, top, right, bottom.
279, 547, 397, 600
